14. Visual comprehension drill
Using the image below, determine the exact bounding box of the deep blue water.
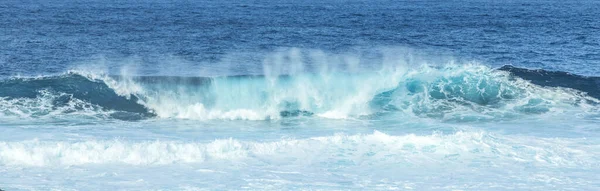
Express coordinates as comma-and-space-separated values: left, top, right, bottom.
1, 0, 600, 190
2, 0, 599, 76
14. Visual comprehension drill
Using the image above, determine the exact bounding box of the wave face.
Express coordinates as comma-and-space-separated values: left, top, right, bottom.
498, 65, 600, 99
0, 74, 153, 120
0, 65, 598, 121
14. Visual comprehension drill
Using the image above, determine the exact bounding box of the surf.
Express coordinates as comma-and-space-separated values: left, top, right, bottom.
1, 130, 596, 167
1, 64, 598, 121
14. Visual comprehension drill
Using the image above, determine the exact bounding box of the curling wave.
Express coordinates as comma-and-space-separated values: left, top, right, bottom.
0, 73, 153, 120
0, 64, 598, 121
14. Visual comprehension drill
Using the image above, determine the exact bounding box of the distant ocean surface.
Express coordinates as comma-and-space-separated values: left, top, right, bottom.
1, 0, 600, 190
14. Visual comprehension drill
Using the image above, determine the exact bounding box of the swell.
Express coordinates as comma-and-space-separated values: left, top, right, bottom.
0, 65, 598, 121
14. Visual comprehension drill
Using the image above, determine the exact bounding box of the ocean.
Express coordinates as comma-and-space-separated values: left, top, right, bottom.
1, 0, 600, 190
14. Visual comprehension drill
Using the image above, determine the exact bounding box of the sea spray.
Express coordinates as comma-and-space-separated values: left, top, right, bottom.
1, 64, 597, 121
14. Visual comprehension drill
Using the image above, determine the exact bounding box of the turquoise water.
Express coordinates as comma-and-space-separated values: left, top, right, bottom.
1, 0, 600, 190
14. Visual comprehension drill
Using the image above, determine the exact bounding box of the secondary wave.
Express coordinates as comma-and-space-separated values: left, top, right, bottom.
0, 131, 596, 167
0, 64, 598, 121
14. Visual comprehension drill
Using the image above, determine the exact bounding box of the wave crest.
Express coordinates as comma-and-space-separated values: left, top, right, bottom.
0, 64, 598, 121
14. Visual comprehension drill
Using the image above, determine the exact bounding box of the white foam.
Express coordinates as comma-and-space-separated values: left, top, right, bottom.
69, 69, 144, 99
1, 131, 596, 167
0, 90, 110, 119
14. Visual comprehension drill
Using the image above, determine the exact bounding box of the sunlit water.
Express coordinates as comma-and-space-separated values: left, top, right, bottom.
1, 0, 600, 190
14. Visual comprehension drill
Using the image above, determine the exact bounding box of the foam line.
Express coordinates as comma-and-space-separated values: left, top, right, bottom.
0, 131, 596, 167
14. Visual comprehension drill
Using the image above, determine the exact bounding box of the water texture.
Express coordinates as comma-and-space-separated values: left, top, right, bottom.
1, 0, 600, 190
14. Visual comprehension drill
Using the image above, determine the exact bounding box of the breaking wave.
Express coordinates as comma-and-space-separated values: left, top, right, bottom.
0, 64, 598, 121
